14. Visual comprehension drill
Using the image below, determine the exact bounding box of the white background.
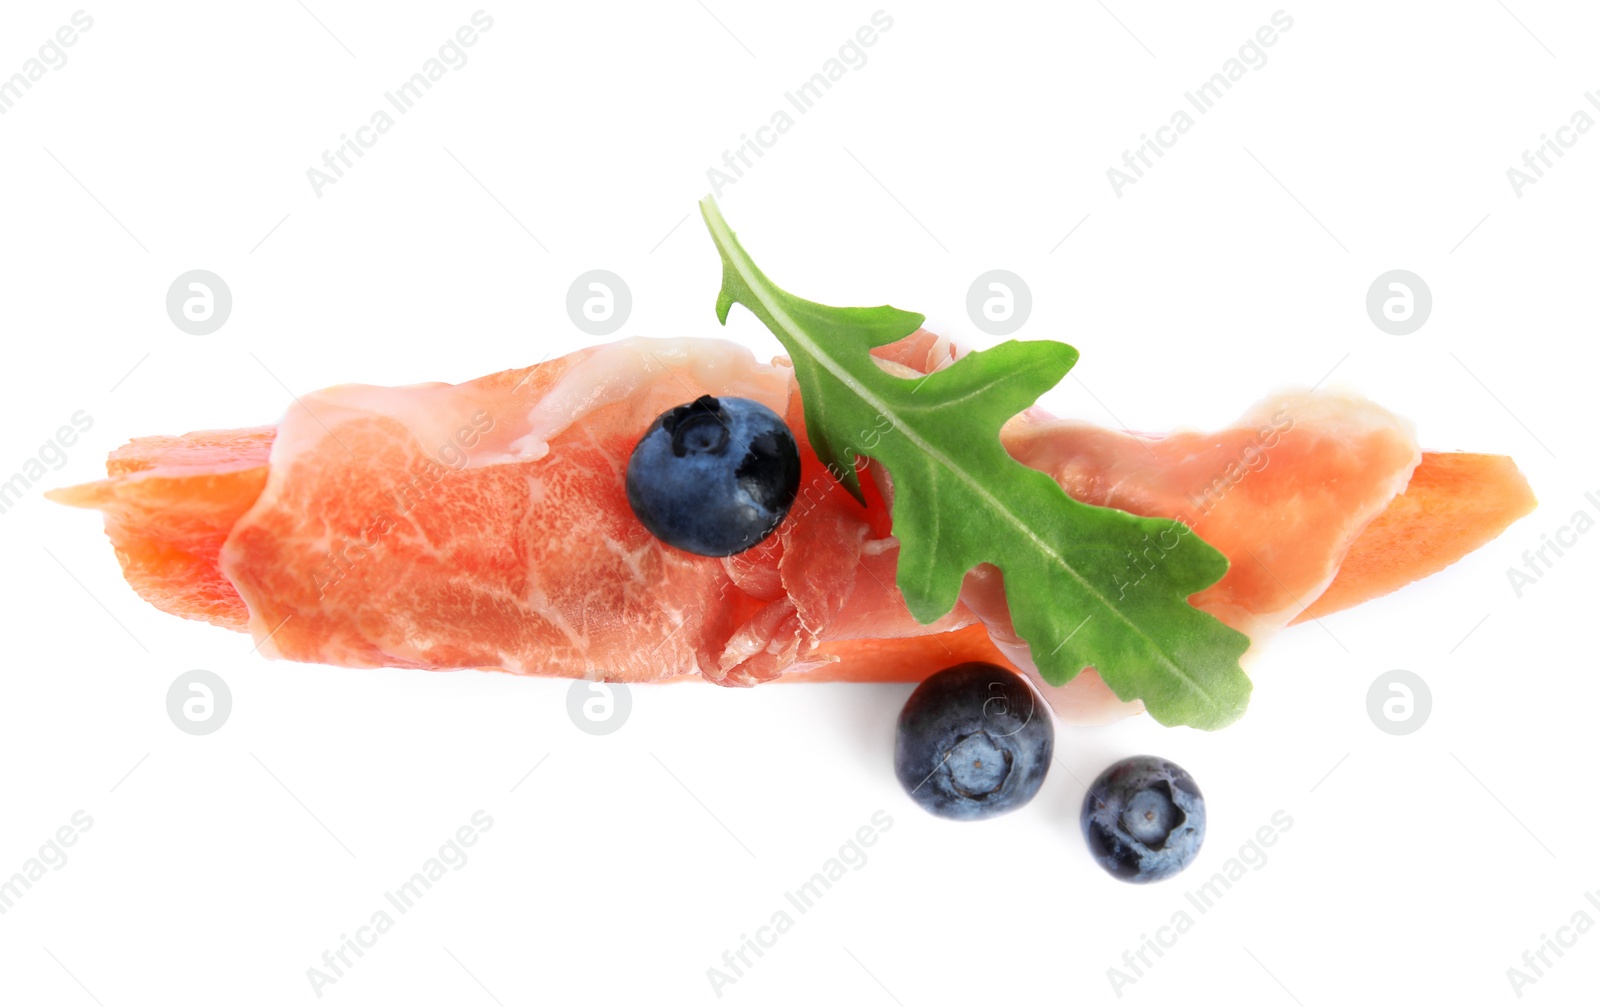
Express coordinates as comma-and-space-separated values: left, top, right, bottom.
1, 2, 1596, 1004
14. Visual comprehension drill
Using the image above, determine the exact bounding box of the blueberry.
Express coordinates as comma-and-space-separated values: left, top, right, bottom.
1081, 756, 1205, 883
894, 663, 1053, 821
625, 395, 801, 557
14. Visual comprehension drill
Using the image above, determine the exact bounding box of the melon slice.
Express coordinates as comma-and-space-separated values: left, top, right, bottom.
1292, 452, 1536, 623
48, 336, 1535, 714
47, 427, 273, 630
49, 434, 1533, 678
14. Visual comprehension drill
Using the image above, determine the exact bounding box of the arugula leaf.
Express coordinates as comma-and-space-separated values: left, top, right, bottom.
700, 197, 1254, 730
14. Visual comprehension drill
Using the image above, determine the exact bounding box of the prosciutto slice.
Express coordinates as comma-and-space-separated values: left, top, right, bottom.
53, 331, 1527, 725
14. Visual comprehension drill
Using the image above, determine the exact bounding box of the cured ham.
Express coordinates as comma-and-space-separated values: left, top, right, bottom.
48, 332, 1535, 723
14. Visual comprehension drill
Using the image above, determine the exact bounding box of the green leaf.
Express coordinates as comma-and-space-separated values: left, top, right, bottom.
700, 197, 1253, 730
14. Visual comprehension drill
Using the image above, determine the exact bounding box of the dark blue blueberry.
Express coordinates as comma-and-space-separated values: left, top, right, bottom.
894, 663, 1053, 821
625, 395, 801, 557
1081, 755, 1205, 883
